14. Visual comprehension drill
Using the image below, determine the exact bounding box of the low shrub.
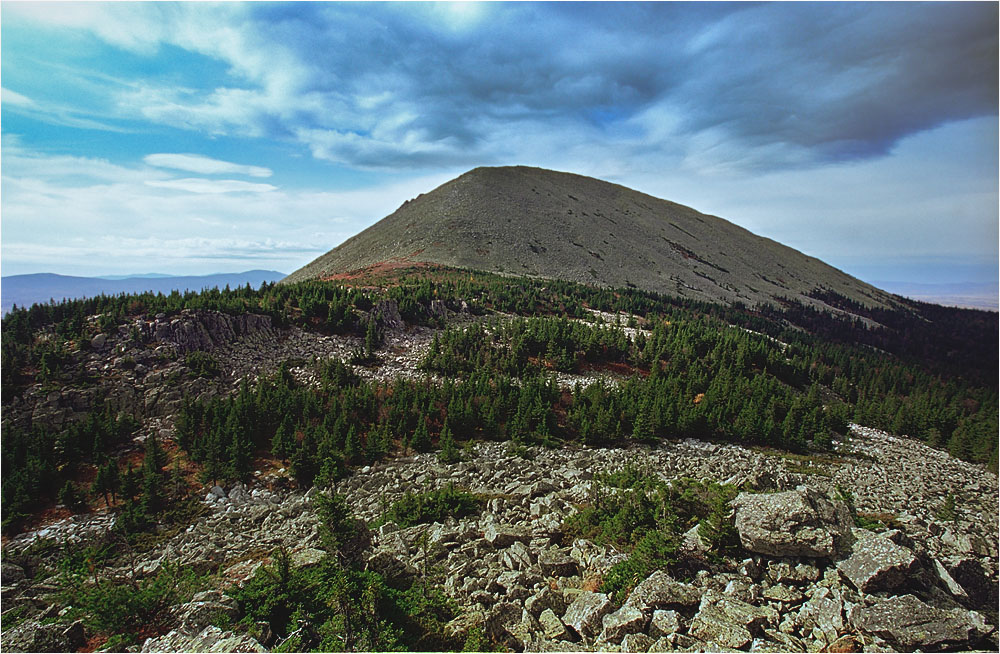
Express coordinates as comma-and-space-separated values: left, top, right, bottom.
185, 351, 220, 378
382, 484, 483, 528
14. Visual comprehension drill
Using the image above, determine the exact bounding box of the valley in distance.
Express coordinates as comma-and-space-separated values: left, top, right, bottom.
1, 166, 997, 653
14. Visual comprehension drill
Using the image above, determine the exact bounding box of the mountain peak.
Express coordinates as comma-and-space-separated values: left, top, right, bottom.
285, 167, 895, 311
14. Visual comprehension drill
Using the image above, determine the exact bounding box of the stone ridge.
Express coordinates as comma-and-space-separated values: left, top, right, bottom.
284, 165, 899, 311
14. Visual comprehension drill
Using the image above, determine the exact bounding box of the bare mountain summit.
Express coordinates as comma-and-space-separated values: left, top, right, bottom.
286, 166, 896, 310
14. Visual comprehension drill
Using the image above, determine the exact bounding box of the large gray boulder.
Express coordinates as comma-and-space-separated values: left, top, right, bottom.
484, 522, 529, 548
1, 561, 26, 585
562, 591, 614, 641
597, 605, 647, 644
687, 591, 779, 650
525, 587, 568, 617
648, 610, 684, 638
849, 594, 990, 651
620, 632, 655, 653
538, 549, 579, 578
836, 531, 919, 593
731, 487, 853, 558
623, 570, 702, 614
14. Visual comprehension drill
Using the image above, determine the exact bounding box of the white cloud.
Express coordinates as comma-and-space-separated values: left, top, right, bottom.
144, 154, 272, 178
2, 87, 35, 107
144, 178, 277, 194
0, 144, 455, 276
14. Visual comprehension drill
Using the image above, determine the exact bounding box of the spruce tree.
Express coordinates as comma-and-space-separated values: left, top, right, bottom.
411, 418, 431, 453
437, 419, 460, 464
271, 416, 296, 461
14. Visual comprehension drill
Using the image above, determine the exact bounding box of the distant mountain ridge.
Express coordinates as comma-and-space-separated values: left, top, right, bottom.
285, 166, 899, 313
1, 270, 285, 315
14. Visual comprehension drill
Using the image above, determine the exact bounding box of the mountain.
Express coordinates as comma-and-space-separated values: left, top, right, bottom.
1, 270, 285, 315
285, 166, 898, 311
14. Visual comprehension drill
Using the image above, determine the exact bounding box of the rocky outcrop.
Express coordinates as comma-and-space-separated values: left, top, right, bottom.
368, 300, 405, 333
137, 310, 275, 355
732, 486, 853, 558
849, 594, 990, 651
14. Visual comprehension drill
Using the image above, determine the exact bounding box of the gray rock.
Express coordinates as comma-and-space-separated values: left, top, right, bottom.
484, 523, 529, 548
797, 587, 843, 645
933, 558, 970, 601
1, 562, 26, 585
731, 487, 853, 558
525, 587, 568, 617
538, 550, 579, 578
648, 610, 684, 638
761, 629, 807, 651
621, 632, 655, 653
947, 558, 999, 610
169, 590, 239, 631
760, 584, 804, 605
501, 541, 534, 570
508, 611, 541, 650
765, 561, 820, 585
369, 300, 405, 333
365, 551, 417, 583
290, 547, 326, 569
688, 592, 779, 650
91, 333, 107, 350
850, 594, 988, 651
623, 570, 702, 613
680, 524, 710, 555
484, 602, 524, 646
2, 618, 87, 653
562, 591, 614, 641
142, 625, 265, 652
836, 531, 919, 593
538, 608, 571, 641
598, 604, 647, 644
378, 521, 400, 538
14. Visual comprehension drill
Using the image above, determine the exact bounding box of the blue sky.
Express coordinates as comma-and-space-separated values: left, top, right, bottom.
2, 1, 997, 284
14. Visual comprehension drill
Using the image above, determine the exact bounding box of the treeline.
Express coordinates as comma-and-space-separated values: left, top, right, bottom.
2, 264, 996, 510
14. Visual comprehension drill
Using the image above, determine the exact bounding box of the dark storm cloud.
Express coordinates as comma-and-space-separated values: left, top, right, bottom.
668, 2, 999, 161
35, 2, 990, 171
234, 2, 997, 170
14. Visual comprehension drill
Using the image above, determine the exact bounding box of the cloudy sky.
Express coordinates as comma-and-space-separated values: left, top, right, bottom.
2, 1, 997, 284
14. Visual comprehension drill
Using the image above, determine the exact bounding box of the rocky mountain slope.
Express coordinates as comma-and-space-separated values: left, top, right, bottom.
5, 421, 996, 652
285, 166, 898, 311
2, 297, 996, 653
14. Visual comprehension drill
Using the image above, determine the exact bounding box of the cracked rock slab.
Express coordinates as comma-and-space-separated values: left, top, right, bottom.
732, 487, 853, 558
562, 591, 613, 641
836, 531, 919, 593
850, 593, 989, 651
